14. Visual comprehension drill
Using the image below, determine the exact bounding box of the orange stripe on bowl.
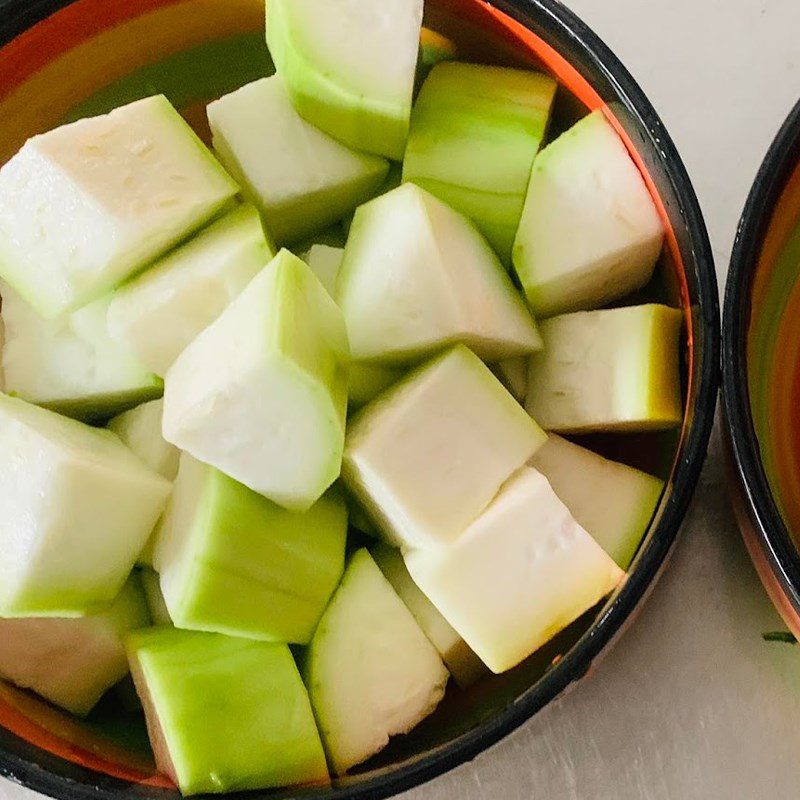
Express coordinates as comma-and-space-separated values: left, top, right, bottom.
0, 0, 263, 162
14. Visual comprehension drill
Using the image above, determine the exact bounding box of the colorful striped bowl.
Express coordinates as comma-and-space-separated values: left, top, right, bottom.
0, 1, 719, 798
724, 101, 800, 637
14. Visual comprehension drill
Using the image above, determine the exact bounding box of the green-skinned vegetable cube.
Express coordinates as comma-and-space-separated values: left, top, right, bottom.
128, 628, 328, 795
162, 250, 350, 512
404, 62, 556, 262
107, 204, 275, 377
0, 394, 170, 616
0, 575, 149, 716
154, 454, 347, 644
0, 96, 238, 317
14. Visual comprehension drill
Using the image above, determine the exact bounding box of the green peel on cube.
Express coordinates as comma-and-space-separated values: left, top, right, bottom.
344, 345, 546, 549
404, 62, 556, 262
530, 435, 664, 570
372, 544, 485, 689
162, 250, 350, 512
207, 77, 389, 245
337, 184, 542, 364
0, 575, 149, 716
526, 304, 684, 433
304, 549, 448, 774
0, 394, 170, 616
0, 95, 238, 318
267, 0, 423, 160
405, 467, 624, 674
1, 284, 162, 421
513, 110, 665, 317
107, 204, 275, 377
127, 628, 328, 795
154, 454, 347, 644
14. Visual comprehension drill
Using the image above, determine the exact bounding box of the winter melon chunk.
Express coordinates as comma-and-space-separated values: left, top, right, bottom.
1, 284, 161, 421
405, 468, 624, 674
154, 454, 347, 644
304, 549, 448, 774
0, 575, 149, 716
0, 95, 238, 318
513, 110, 665, 317
404, 62, 556, 262
0, 394, 170, 616
526, 304, 683, 433
343, 345, 546, 549
372, 544, 485, 688
207, 77, 389, 245
128, 628, 328, 795
267, 0, 423, 160
107, 204, 275, 377
529, 435, 664, 570
337, 183, 541, 364
162, 250, 350, 511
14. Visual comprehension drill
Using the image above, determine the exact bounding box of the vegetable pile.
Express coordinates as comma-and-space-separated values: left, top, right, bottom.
0, 0, 682, 794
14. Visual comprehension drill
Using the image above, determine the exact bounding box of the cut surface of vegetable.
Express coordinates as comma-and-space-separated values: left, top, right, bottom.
162, 250, 350, 511
372, 543, 485, 688
337, 184, 541, 364
155, 454, 347, 644
0, 575, 149, 716
139, 568, 172, 626
303, 245, 344, 297
529, 435, 663, 570
526, 304, 683, 433
128, 628, 328, 795
0, 394, 170, 616
207, 77, 389, 245
1, 284, 162, 421
108, 399, 179, 481
404, 63, 556, 262
405, 467, 624, 674
266, 0, 423, 160
304, 549, 448, 774
107, 204, 275, 377
513, 110, 665, 317
0, 95, 238, 317
344, 345, 546, 549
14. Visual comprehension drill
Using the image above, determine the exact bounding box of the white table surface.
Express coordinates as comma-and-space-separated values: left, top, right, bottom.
4, 2, 800, 800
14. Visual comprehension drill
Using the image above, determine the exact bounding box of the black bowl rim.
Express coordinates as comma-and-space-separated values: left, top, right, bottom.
722, 98, 800, 617
0, 0, 720, 798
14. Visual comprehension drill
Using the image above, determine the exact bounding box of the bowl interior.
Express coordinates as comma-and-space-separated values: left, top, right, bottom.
724, 100, 800, 627
0, 0, 716, 798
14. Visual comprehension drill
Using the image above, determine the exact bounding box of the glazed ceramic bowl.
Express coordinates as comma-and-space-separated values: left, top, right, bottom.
0, 1, 719, 798
723, 100, 800, 634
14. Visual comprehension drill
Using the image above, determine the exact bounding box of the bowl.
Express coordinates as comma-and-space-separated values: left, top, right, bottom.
723, 100, 800, 633
0, 0, 719, 798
